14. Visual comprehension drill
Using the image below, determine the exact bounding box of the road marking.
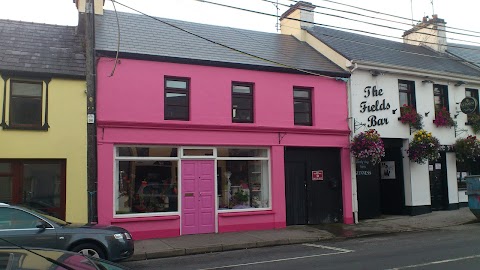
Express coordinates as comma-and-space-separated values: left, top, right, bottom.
198, 244, 354, 270
302, 243, 354, 253
386, 254, 480, 269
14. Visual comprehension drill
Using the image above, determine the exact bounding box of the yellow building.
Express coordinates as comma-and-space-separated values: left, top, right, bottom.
0, 19, 87, 223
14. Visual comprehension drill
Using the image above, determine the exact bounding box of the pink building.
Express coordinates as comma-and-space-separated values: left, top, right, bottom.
94, 10, 353, 240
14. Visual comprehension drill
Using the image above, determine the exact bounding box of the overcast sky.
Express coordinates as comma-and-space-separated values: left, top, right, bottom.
0, 0, 478, 45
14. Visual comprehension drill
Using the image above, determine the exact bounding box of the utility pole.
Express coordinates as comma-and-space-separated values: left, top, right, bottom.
85, 0, 97, 224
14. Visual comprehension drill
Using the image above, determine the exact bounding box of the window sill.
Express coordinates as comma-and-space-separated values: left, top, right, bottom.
111, 214, 180, 223
218, 210, 273, 217
2, 123, 49, 131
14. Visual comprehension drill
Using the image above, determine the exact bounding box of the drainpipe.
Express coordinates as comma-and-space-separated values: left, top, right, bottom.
348, 60, 359, 224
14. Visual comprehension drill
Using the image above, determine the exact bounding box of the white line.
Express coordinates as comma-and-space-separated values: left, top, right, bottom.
302, 243, 354, 253
198, 250, 352, 270
386, 254, 480, 270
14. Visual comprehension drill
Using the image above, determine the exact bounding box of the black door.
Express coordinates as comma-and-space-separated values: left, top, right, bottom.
285, 162, 307, 225
429, 152, 448, 210
356, 159, 381, 219
380, 139, 405, 215
285, 147, 343, 225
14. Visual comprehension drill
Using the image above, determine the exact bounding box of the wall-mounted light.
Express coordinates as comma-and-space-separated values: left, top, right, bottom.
370, 70, 383, 76
425, 111, 430, 117
454, 81, 466, 86
422, 80, 434, 84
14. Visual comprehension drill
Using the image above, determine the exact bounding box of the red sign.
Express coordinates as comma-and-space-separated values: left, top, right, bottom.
312, 170, 324, 181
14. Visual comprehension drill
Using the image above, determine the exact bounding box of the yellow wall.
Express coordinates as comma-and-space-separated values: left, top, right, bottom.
0, 77, 87, 223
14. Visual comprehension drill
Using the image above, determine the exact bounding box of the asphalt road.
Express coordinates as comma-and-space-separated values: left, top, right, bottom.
122, 223, 480, 270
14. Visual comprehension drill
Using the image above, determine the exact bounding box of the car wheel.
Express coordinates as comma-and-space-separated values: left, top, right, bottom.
71, 243, 106, 259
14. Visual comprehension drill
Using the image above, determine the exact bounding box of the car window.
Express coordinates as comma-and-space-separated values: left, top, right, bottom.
0, 208, 43, 230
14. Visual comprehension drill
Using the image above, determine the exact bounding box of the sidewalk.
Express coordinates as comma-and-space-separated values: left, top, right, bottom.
128, 207, 478, 261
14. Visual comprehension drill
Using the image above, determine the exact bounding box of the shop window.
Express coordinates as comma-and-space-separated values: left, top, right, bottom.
164, 77, 189, 121
433, 84, 449, 112
115, 147, 179, 215
232, 83, 254, 123
1, 78, 50, 130
398, 80, 416, 109
465, 88, 479, 124
293, 87, 312, 126
217, 148, 270, 211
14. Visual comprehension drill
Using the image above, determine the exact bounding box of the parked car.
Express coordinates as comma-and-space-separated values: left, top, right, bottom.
0, 203, 134, 262
0, 247, 129, 269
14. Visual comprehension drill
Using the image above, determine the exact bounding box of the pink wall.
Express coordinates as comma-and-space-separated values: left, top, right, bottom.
96, 58, 353, 240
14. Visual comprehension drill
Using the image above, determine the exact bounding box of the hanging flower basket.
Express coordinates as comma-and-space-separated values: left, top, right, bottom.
469, 113, 480, 134
399, 104, 423, 130
350, 129, 385, 164
453, 135, 480, 163
433, 107, 455, 128
407, 130, 440, 164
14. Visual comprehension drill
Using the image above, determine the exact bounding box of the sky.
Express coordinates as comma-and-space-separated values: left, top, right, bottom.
0, 0, 478, 45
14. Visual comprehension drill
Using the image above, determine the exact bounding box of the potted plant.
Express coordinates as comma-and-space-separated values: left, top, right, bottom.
453, 135, 480, 163
469, 113, 480, 134
350, 129, 385, 165
407, 130, 440, 164
399, 104, 423, 130
433, 107, 455, 128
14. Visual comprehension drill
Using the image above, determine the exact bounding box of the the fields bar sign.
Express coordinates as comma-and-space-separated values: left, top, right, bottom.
312, 170, 324, 181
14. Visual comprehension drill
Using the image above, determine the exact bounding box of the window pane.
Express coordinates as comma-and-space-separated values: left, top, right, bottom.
166, 80, 187, 89
294, 101, 310, 113
398, 83, 408, 92
466, 90, 473, 98
23, 163, 62, 216
233, 85, 251, 94
0, 177, 12, 203
217, 148, 268, 157
0, 208, 43, 229
0, 163, 11, 174
116, 160, 178, 214
233, 109, 252, 122
11, 82, 42, 97
183, 149, 214, 156
294, 89, 310, 98
10, 97, 42, 126
165, 92, 187, 106
232, 96, 252, 109
295, 112, 311, 125
217, 160, 269, 210
165, 105, 188, 120
117, 147, 178, 157
399, 92, 409, 107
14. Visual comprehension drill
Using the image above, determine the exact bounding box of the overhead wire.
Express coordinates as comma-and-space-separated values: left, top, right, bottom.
194, 0, 480, 53
106, 0, 342, 78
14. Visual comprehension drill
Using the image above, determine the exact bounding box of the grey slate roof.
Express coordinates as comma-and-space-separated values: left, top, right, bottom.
95, 10, 348, 77
447, 43, 480, 68
307, 26, 480, 78
0, 19, 85, 78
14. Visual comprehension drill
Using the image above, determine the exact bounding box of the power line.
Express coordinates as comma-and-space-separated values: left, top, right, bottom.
300, 0, 480, 35
194, 0, 480, 53
282, 0, 480, 40
262, 0, 480, 45
107, 0, 342, 78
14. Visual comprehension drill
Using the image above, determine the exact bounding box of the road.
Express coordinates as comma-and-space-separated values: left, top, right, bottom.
122, 223, 480, 270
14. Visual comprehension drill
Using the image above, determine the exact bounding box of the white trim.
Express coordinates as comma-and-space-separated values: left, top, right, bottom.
114, 212, 179, 219
217, 207, 271, 213
214, 161, 218, 233
217, 157, 269, 161
115, 157, 180, 161
178, 160, 182, 235
180, 146, 216, 159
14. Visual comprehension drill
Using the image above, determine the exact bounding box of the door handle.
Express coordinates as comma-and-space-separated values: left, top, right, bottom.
184, 193, 194, 197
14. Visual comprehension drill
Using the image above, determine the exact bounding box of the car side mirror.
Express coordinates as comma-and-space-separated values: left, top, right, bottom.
36, 221, 47, 232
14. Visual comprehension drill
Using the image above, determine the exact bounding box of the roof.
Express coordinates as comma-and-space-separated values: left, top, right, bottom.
95, 10, 348, 77
0, 19, 85, 78
447, 43, 480, 68
307, 26, 480, 78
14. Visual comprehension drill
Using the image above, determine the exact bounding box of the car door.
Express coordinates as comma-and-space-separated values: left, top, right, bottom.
0, 207, 57, 249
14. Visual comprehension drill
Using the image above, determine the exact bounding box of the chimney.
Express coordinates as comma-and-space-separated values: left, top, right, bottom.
403, 14, 447, 53
75, 0, 104, 15
280, 1, 315, 40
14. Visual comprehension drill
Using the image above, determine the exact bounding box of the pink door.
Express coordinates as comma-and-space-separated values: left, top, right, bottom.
181, 160, 215, 235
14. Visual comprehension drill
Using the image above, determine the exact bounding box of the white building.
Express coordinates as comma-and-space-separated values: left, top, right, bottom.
280, 2, 480, 221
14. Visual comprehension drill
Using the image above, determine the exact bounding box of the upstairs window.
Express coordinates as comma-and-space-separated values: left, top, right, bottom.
164, 77, 189, 121
232, 83, 253, 123
433, 84, 449, 111
293, 87, 312, 126
398, 80, 416, 109
466, 88, 479, 124
1, 77, 50, 131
